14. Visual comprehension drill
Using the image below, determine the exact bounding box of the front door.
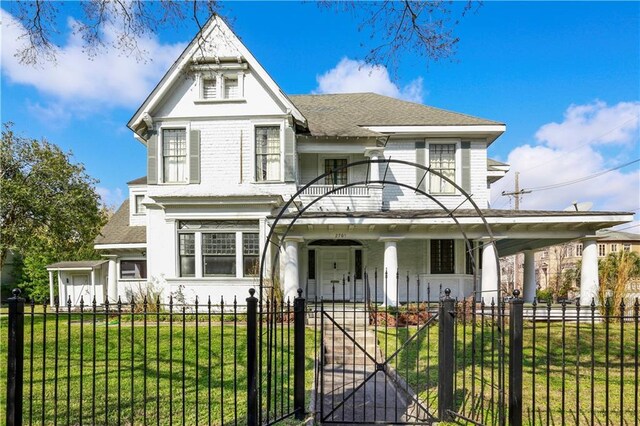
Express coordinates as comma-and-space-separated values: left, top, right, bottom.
320, 249, 351, 300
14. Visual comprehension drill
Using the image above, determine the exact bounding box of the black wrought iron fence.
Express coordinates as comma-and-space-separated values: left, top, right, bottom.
451, 293, 640, 426
2, 288, 307, 426
4, 282, 640, 426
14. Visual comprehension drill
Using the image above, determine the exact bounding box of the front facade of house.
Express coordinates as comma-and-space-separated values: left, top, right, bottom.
60, 16, 631, 307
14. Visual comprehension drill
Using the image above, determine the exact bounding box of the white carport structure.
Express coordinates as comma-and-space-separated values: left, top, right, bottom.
46, 260, 108, 307
272, 209, 633, 305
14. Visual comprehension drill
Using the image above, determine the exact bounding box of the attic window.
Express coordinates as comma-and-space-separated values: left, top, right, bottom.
202, 78, 217, 99
224, 76, 239, 99
197, 73, 243, 102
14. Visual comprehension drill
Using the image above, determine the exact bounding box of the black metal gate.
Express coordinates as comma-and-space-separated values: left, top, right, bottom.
315, 272, 441, 424
258, 158, 502, 425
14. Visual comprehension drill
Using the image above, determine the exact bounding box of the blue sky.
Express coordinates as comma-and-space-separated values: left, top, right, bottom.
2, 1, 639, 227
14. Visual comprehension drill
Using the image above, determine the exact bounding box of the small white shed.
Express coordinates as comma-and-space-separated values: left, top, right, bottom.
46, 260, 108, 307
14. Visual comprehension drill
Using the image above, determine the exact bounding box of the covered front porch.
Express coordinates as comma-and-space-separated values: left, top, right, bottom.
272, 209, 633, 305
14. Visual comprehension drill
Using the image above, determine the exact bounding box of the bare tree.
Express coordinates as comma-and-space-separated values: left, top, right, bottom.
6, 0, 479, 69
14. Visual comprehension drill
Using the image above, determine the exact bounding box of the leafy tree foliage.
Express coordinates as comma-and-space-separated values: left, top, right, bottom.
1, 123, 107, 301
7, 0, 477, 70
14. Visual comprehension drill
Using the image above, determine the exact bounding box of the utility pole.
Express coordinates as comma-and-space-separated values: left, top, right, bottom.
501, 172, 531, 210
500, 172, 532, 292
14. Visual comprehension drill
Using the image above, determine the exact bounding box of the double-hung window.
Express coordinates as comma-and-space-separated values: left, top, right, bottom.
203, 233, 236, 276
598, 244, 606, 257
163, 129, 187, 183
429, 144, 456, 194
325, 159, 347, 185
431, 239, 455, 274
256, 126, 281, 181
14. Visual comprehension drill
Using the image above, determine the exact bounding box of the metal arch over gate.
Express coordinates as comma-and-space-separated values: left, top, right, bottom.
257, 158, 503, 425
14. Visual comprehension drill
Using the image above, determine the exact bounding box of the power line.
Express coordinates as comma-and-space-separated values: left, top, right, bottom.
522, 158, 639, 193
606, 223, 640, 232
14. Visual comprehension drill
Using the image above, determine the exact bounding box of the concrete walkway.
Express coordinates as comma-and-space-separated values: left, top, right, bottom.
318, 308, 434, 424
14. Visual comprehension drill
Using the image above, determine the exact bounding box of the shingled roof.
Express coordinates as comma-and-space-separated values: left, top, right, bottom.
94, 199, 146, 246
289, 93, 503, 137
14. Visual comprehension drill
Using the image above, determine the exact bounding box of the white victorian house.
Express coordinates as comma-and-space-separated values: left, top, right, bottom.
51, 16, 632, 308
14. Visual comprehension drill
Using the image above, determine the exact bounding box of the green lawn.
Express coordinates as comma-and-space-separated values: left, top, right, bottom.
378, 319, 639, 426
0, 311, 317, 425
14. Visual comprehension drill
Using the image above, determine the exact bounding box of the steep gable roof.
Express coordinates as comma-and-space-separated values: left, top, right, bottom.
289, 93, 503, 137
128, 15, 305, 139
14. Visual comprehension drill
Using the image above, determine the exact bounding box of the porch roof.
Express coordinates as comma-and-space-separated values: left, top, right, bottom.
46, 260, 108, 271
269, 209, 634, 257
272, 208, 632, 221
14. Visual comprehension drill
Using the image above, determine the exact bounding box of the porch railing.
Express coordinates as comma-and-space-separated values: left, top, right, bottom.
299, 184, 370, 197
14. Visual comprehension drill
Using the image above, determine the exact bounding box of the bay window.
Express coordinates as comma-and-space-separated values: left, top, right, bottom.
429, 144, 456, 194
256, 126, 281, 181
163, 129, 187, 183
178, 221, 260, 278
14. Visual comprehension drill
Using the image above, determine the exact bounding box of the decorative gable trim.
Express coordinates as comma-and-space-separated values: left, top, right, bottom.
127, 15, 306, 141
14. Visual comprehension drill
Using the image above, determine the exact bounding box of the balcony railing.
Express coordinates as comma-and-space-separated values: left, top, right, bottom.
299, 184, 370, 197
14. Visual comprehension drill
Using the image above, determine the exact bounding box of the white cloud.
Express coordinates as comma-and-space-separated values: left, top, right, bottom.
96, 186, 124, 210
491, 101, 640, 215
535, 101, 640, 149
1, 9, 186, 109
314, 57, 425, 103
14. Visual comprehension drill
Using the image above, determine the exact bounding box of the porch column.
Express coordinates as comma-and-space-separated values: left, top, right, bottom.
580, 238, 599, 306
481, 241, 499, 303
90, 269, 97, 303
522, 250, 536, 303
365, 149, 382, 183
383, 240, 398, 306
107, 256, 118, 303
283, 239, 302, 302
48, 270, 55, 307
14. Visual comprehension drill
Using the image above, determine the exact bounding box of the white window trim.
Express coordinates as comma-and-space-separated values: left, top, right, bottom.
176, 224, 260, 279
195, 72, 246, 103
252, 120, 285, 183
132, 193, 147, 216
117, 257, 147, 281
425, 138, 461, 195
158, 123, 191, 185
